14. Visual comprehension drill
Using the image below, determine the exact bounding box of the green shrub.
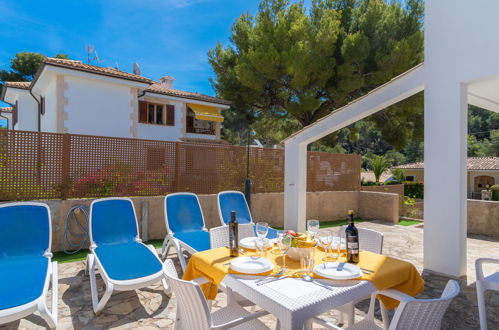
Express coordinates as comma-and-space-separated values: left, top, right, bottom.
404, 182, 424, 199
491, 184, 499, 201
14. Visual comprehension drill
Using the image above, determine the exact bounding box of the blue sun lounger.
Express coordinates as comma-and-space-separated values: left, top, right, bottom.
162, 193, 210, 271
0, 202, 58, 329
217, 190, 278, 239
87, 198, 167, 314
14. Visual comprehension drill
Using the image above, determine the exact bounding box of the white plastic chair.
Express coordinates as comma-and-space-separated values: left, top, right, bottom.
209, 223, 256, 249
476, 258, 499, 330
0, 202, 58, 329
336, 226, 384, 326
209, 224, 257, 308
163, 259, 269, 330
308, 280, 460, 330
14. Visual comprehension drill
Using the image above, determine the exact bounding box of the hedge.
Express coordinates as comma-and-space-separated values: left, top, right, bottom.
404, 182, 424, 199
491, 184, 499, 201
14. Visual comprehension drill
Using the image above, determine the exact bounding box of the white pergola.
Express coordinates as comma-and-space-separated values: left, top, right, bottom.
283, 0, 499, 278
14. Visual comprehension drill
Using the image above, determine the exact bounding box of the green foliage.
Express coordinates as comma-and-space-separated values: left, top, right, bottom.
491, 184, 499, 201
210, 0, 424, 150
367, 154, 391, 182
404, 182, 424, 199
0, 52, 70, 95
391, 168, 406, 183
398, 219, 421, 226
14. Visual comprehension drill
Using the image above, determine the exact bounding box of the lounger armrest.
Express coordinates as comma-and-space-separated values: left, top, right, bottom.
43, 249, 53, 258
213, 310, 269, 330
476, 258, 499, 281
376, 289, 414, 304
192, 277, 210, 285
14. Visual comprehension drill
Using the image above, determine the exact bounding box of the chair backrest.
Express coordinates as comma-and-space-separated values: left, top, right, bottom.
165, 193, 206, 234
209, 224, 255, 249
217, 191, 252, 226
390, 280, 460, 330
90, 198, 139, 246
338, 226, 383, 254
164, 260, 212, 329
0, 202, 51, 258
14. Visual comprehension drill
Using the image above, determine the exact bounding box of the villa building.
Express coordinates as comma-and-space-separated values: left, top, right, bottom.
0, 57, 230, 142
395, 157, 499, 199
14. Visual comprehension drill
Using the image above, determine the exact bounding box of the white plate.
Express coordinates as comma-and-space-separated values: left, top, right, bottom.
239, 237, 274, 250
313, 262, 362, 280
230, 257, 274, 274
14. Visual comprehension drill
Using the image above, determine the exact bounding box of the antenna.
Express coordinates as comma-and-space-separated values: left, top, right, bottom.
133, 63, 141, 75
115, 62, 119, 70
86, 44, 101, 64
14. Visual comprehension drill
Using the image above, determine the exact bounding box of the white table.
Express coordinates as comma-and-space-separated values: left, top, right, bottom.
222, 275, 376, 330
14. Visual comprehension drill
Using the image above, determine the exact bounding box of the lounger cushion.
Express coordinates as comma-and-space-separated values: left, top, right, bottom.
218, 192, 252, 225
0, 256, 48, 310
173, 231, 211, 252
95, 242, 162, 281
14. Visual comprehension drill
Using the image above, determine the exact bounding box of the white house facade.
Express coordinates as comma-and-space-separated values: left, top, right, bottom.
1, 58, 230, 142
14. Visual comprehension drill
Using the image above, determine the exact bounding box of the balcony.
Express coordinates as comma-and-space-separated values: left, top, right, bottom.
186, 126, 215, 135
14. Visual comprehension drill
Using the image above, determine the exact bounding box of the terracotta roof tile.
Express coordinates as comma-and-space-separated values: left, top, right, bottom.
44, 57, 154, 84
3, 81, 31, 89
0, 107, 12, 111
394, 157, 499, 170
146, 83, 230, 106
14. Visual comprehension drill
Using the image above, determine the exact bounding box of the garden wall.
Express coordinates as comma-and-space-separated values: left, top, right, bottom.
361, 184, 404, 211
34, 190, 399, 252
467, 200, 499, 237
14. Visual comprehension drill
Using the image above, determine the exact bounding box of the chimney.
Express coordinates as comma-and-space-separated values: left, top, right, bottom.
160, 76, 175, 89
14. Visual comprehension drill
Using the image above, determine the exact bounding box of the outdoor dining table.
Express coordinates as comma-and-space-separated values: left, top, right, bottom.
183, 246, 424, 330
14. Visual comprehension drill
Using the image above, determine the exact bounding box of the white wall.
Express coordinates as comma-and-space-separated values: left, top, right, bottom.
64, 76, 133, 138
3, 90, 38, 131
137, 99, 183, 141
41, 78, 57, 133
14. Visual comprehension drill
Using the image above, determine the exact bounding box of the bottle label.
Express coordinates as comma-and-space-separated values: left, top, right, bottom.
347, 236, 359, 253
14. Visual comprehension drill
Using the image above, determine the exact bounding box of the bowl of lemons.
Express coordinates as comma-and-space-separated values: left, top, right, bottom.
283, 230, 317, 261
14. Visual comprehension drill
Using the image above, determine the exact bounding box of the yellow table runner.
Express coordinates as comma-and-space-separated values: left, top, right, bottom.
183, 247, 424, 310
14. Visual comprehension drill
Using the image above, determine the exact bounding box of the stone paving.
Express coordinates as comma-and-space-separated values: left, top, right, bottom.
1, 221, 498, 330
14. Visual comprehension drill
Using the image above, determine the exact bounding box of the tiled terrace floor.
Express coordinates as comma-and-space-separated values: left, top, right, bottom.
1, 221, 498, 330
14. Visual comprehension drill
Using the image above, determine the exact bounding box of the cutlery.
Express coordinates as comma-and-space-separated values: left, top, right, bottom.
360, 267, 374, 273
256, 275, 289, 286
255, 268, 286, 284
302, 274, 333, 290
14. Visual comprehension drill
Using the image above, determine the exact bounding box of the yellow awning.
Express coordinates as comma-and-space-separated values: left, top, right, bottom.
188, 104, 224, 122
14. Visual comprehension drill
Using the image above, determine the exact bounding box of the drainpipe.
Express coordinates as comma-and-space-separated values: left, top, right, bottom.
29, 89, 41, 132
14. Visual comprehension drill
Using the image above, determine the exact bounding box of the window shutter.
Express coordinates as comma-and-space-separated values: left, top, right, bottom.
139, 101, 147, 123
166, 104, 175, 126
40, 96, 45, 115
13, 100, 18, 127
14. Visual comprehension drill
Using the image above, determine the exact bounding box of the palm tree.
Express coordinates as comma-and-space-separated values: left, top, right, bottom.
368, 155, 392, 183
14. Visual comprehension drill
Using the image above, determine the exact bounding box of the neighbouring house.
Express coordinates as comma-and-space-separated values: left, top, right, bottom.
0, 101, 12, 129
0, 57, 230, 142
394, 157, 499, 199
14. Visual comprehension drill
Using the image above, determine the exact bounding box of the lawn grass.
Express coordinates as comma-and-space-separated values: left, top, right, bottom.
273, 218, 370, 231
53, 239, 165, 264
398, 219, 422, 226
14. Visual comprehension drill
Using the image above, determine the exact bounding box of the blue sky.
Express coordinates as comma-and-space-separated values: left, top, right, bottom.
0, 0, 263, 96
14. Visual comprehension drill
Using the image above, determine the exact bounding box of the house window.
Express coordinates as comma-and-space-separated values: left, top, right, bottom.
186, 107, 215, 135
139, 101, 174, 126
405, 175, 415, 182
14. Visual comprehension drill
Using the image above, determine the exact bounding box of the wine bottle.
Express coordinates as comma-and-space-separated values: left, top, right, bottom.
229, 210, 239, 257
345, 210, 359, 263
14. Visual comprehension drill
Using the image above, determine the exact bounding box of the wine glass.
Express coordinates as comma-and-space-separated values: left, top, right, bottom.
277, 234, 291, 269
307, 219, 320, 239
317, 230, 333, 261
256, 222, 269, 238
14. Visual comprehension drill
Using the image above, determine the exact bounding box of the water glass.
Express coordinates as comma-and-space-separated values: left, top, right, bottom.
307, 219, 320, 239
255, 237, 268, 258
317, 230, 333, 260
256, 222, 269, 238
277, 234, 291, 268
300, 248, 315, 275
330, 236, 340, 260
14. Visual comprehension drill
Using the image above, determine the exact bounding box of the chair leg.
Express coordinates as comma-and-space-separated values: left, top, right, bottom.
345, 302, 355, 326
175, 243, 188, 272
38, 261, 58, 329
476, 282, 488, 330
161, 237, 170, 259
88, 254, 114, 314
380, 301, 389, 330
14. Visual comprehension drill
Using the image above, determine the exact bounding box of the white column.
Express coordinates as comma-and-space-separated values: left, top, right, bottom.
424, 81, 468, 278
284, 141, 307, 232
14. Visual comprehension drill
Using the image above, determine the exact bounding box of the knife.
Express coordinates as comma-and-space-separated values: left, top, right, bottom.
256, 275, 289, 286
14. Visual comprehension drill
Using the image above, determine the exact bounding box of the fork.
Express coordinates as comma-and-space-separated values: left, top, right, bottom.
255, 268, 287, 284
